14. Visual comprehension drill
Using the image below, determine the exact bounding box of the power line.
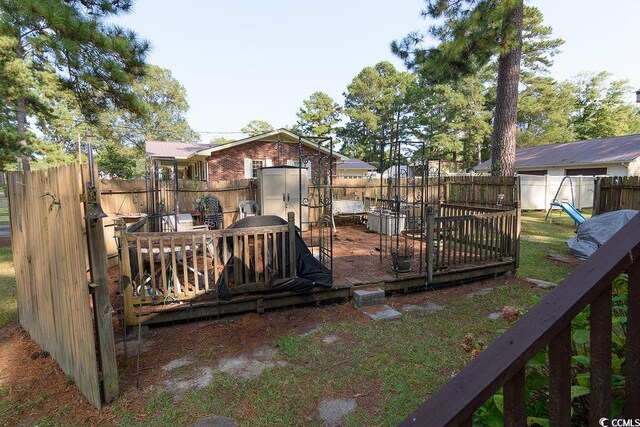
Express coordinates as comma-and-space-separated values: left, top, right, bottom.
69, 119, 245, 136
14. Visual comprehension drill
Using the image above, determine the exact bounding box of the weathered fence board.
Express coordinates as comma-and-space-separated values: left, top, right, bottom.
593, 176, 640, 214
121, 214, 298, 326
428, 203, 519, 282
8, 164, 102, 408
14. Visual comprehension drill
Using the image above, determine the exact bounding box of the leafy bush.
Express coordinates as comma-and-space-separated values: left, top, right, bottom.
473, 274, 629, 426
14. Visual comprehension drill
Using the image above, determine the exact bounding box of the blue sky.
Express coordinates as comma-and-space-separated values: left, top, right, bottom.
116, 0, 640, 142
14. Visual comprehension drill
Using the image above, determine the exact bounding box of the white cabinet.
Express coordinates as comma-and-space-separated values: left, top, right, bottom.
258, 167, 308, 231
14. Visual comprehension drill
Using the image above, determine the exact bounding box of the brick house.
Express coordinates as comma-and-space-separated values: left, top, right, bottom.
145, 129, 346, 182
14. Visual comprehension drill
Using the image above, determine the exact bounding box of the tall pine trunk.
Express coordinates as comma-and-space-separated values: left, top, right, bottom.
490, 0, 523, 177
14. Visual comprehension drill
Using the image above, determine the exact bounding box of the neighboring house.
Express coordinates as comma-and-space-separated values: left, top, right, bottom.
474, 134, 640, 176
145, 129, 347, 182
336, 158, 376, 178
145, 140, 210, 180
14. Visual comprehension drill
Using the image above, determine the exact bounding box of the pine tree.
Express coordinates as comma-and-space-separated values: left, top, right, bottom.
294, 92, 341, 140
392, 0, 526, 176
241, 120, 273, 136
0, 0, 148, 169
339, 62, 414, 169
571, 72, 640, 140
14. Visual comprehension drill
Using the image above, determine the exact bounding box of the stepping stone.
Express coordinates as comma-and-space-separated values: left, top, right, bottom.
322, 335, 339, 344
527, 278, 557, 289
402, 302, 444, 314
162, 357, 191, 371
466, 287, 494, 298
191, 416, 237, 427
353, 288, 385, 308
318, 398, 356, 426
360, 304, 402, 321
488, 312, 502, 320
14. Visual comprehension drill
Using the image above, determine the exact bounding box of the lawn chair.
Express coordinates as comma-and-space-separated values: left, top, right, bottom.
239, 200, 260, 219
162, 213, 208, 232
200, 195, 224, 230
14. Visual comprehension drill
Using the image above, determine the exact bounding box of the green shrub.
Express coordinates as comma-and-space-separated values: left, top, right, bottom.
473, 274, 629, 426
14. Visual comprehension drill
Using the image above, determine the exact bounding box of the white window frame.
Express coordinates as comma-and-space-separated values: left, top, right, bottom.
287, 159, 311, 178
244, 158, 272, 178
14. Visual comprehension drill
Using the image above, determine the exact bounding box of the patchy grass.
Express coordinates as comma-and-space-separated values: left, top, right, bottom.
0, 205, 8, 226
104, 283, 544, 426
0, 248, 16, 328
0, 208, 582, 425
517, 210, 583, 283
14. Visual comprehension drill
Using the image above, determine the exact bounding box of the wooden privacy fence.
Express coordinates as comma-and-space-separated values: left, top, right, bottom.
445, 175, 519, 208
7, 164, 118, 409
401, 212, 640, 426
100, 179, 253, 258
593, 176, 640, 215
426, 204, 520, 283
120, 213, 298, 326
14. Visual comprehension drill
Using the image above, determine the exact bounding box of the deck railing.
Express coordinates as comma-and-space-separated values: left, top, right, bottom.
402, 213, 640, 426
120, 213, 298, 325
426, 203, 520, 282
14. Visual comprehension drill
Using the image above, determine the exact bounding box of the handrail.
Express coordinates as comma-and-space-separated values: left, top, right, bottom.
401, 213, 640, 426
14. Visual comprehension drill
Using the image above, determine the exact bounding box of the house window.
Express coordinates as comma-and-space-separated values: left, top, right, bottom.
190, 160, 208, 181
244, 158, 272, 179
251, 159, 266, 178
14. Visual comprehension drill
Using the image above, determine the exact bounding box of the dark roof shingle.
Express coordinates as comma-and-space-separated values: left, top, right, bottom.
337, 158, 376, 169
475, 134, 640, 170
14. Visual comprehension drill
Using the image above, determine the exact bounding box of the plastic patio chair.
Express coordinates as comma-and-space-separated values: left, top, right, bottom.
239, 200, 260, 219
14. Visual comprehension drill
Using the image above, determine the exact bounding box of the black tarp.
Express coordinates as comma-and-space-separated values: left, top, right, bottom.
217, 215, 332, 299
567, 209, 639, 259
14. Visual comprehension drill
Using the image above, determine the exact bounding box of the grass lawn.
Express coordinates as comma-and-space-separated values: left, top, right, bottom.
0, 248, 16, 328
0, 206, 8, 226
0, 210, 583, 425
516, 209, 585, 283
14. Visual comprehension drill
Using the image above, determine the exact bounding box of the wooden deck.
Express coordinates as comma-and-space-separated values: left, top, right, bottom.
125, 221, 517, 326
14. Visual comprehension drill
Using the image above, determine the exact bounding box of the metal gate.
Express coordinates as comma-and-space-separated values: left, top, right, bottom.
299, 136, 333, 282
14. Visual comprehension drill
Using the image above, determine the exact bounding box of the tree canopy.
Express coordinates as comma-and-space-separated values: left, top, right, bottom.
339, 61, 415, 168
241, 120, 274, 137
294, 91, 341, 139
0, 0, 148, 169
393, 0, 525, 176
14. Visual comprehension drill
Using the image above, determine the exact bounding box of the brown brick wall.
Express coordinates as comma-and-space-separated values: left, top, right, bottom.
207, 141, 335, 181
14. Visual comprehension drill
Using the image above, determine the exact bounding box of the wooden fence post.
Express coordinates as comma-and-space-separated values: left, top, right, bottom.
84, 170, 119, 404
592, 177, 601, 215
287, 211, 297, 278
426, 206, 434, 284
514, 201, 521, 270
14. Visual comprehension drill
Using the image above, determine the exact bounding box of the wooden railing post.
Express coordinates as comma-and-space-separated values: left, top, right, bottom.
549, 325, 572, 425
288, 211, 297, 278
504, 368, 526, 427
426, 206, 434, 283
626, 259, 640, 418
590, 283, 612, 426
121, 235, 136, 327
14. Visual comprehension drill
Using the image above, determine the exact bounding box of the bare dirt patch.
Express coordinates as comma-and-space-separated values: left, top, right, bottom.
0, 274, 535, 425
